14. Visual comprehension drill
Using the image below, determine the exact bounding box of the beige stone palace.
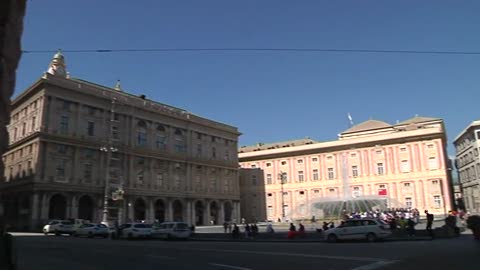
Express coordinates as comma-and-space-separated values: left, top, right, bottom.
239, 118, 454, 222
1, 51, 241, 230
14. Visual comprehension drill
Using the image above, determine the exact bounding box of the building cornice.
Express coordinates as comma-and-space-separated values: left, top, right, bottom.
239, 127, 445, 161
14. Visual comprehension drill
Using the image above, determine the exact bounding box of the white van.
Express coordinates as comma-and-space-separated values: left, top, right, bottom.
151, 222, 191, 240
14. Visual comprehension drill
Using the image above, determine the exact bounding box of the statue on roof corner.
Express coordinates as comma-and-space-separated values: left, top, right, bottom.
47, 49, 67, 77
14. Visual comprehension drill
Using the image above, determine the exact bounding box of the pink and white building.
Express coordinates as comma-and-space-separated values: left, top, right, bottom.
239, 117, 454, 222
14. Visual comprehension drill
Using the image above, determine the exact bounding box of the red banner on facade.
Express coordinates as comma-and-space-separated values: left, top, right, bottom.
378, 189, 387, 196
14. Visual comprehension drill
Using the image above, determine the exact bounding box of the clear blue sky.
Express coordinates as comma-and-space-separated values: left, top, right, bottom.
15, 0, 480, 157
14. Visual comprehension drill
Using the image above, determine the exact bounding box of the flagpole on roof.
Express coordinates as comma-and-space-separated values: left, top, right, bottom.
347, 113, 354, 127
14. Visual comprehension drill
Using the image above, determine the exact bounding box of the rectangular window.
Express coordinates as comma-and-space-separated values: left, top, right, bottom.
22, 122, 26, 136
353, 186, 361, 197
266, 162, 272, 167
137, 131, 147, 146
31, 117, 36, 131
434, 195, 442, 208
60, 116, 69, 134
400, 147, 406, 152
266, 174, 272, 184
55, 160, 66, 178
212, 147, 216, 159
377, 163, 384, 175
13, 128, 17, 140
267, 206, 274, 218
84, 163, 92, 182
112, 126, 119, 140
156, 173, 163, 187
351, 153, 357, 158
327, 168, 334, 180
210, 177, 217, 190
62, 100, 70, 110
352, 165, 358, 178
57, 144, 67, 154
156, 135, 166, 150
312, 169, 319, 181
429, 157, 438, 170
405, 197, 413, 208
404, 182, 411, 188
27, 160, 33, 175
87, 121, 95, 136
297, 159, 303, 164
137, 171, 144, 184
401, 160, 410, 173
298, 171, 304, 182
281, 161, 287, 165
312, 157, 318, 162
196, 144, 202, 157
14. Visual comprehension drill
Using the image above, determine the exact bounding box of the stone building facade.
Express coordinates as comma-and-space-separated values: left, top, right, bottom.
0, 52, 241, 230
239, 118, 454, 222
454, 120, 480, 214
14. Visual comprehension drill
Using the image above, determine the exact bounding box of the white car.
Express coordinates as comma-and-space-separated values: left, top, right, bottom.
151, 222, 191, 240
324, 219, 391, 243
73, 223, 109, 238
118, 223, 152, 239
43, 220, 75, 236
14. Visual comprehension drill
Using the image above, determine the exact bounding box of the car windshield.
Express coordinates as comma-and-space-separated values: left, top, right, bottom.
61, 221, 73, 225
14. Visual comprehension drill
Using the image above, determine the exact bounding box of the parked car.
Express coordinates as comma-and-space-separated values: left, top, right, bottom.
324, 219, 391, 243
43, 220, 75, 236
151, 222, 191, 240
118, 223, 152, 239
73, 223, 109, 238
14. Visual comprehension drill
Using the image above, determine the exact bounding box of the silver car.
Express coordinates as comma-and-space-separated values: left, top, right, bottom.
73, 223, 109, 238
151, 222, 192, 240
324, 219, 391, 243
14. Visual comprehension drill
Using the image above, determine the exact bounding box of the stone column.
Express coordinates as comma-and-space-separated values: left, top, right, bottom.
127, 198, 134, 222
40, 193, 49, 220
30, 192, 40, 229
204, 200, 211, 225
235, 201, 241, 223
185, 200, 192, 225
70, 195, 78, 219
166, 199, 173, 221
219, 201, 225, 224
148, 198, 154, 223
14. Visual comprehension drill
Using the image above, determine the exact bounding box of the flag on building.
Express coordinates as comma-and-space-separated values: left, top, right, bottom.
378, 188, 387, 196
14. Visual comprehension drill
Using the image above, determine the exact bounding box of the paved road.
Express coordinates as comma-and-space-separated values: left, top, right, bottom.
11, 233, 479, 270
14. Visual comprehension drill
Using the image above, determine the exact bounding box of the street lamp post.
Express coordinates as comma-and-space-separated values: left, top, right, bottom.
279, 172, 286, 220
100, 146, 118, 224
100, 98, 118, 225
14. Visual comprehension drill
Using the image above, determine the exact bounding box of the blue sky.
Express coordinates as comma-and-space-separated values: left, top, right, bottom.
15, 0, 480, 156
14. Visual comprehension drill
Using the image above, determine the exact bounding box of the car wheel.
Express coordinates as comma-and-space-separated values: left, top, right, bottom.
43, 231, 48, 236
366, 233, 377, 242
327, 234, 337, 243
54, 231, 60, 236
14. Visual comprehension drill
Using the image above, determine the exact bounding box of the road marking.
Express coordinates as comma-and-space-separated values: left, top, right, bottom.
145, 254, 177, 260
351, 260, 400, 270
184, 247, 385, 262
209, 263, 252, 270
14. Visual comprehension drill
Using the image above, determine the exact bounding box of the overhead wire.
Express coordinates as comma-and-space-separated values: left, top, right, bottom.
21, 48, 480, 55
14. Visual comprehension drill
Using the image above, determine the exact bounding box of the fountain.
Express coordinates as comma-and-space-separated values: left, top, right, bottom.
294, 153, 405, 221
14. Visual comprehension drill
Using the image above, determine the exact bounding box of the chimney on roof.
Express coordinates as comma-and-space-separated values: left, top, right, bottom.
139, 94, 146, 99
